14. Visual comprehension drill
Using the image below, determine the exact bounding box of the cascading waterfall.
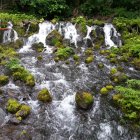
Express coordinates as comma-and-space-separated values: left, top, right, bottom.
2, 21, 18, 43
103, 23, 122, 48
1, 20, 140, 140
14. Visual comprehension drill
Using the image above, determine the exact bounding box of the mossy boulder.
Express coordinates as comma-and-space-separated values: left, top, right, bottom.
112, 94, 123, 103
85, 56, 94, 64
75, 91, 94, 110
37, 88, 52, 103
100, 87, 109, 95
98, 63, 104, 69
73, 54, 80, 61
32, 42, 44, 52
0, 75, 9, 86
46, 30, 63, 46
25, 75, 35, 87
110, 68, 118, 75
16, 104, 31, 119
106, 85, 114, 90
85, 49, 93, 55
14, 39, 24, 49
6, 99, 21, 114
55, 47, 74, 60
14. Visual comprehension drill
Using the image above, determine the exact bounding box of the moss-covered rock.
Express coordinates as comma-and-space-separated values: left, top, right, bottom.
85, 49, 93, 55
132, 58, 140, 70
25, 75, 35, 87
46, 30, 63, 46
56, 47, 74, 60
0, 75, 9, 86
85, 56, 94, 64
32, 42, 44, 52
16, 104, 31, 119
98, 63, 104, 69
37, 88, 52, 103
75, 91, 94, 110
73, 54, 80, 61
100, 87, 109, 95
110, 68, 118, 75
6, 99, 21, 114
106, 85, 114, 90
112, 94, 123, 103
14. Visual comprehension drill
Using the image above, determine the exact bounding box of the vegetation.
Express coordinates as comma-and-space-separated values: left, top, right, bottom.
75, 91, 94, 110
0, 75, 9, 86
113, 79, 140, 122
6, 58, 35, 87
37, 88, 52, 103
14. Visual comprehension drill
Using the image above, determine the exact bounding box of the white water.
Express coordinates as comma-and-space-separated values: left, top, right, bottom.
103, 23, 122, 48
19, 21, 55, 53
84, 25, 96, 40
3, 21, 18, 43
62, 22, 80, 47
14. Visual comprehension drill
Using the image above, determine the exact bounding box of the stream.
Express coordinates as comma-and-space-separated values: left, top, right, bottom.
0, 21, 140, 140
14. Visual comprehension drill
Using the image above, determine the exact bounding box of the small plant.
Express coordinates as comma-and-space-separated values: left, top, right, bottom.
56, 47, 74, 60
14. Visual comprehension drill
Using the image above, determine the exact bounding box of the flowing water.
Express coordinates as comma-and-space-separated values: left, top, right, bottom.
0, 21, 140, 140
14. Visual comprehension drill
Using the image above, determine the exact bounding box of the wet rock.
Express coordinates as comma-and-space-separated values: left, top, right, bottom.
46, 30, 63, 46
0, 108, 6, 125
0, 75, 9, 86
37, 88, 52, 103
75, 91, 94, 110
32, 42, 45, 52
8, 117, 21, 125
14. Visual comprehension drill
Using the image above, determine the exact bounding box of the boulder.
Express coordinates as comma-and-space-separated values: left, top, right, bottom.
75, 91, 94, 110
46, 30, 63, 46
37, 88, 52, 103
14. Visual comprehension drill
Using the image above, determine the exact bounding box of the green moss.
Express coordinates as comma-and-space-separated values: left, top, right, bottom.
85, 49, 93, 55
73, 54, 80, 61
112, 93, 123, 102
75, 91, 94, 110
37, 88, 52, 103
37, 55, 43, 61
115, 80, 140, 121
85, 56, 94, 64
100, 87, 109, 95
16, 104, 31, 119
7, 59, 35, 87
32, 42, 44, 52
106, 85, 114, 90
54, 57, 60, 62
93, 19, 104, 26
110, 68, 118, 75
6, 99, 21, 114
56, 47, 74, 60
0, 75, 9, 86
25, 75, 35, 87
132, 58, 140, 70
98, 63, 104, 69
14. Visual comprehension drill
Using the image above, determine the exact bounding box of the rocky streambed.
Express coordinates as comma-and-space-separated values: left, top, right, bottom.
0, 20, 140, 140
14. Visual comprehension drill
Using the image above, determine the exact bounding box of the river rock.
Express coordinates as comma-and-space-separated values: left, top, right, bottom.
46, 30, 62, 46
75, 91, 94, 110
0, 108, 6, 125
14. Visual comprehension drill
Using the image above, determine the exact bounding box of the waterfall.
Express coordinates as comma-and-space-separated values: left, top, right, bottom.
2, 21, 18, 43
103, 23, 122, 48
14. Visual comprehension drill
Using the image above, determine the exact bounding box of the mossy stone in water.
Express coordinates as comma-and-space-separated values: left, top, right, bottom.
75, 92, 94, 110
37, 88, 52, 103
25, 75, 35, 87
32, 42, 44, 52
0, 75, 9, 86
100, 87, 109, 95
73, 54, 80, 61
6, 99, 21, 114
16, 104, 31, 119
85, 56, 94, 64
